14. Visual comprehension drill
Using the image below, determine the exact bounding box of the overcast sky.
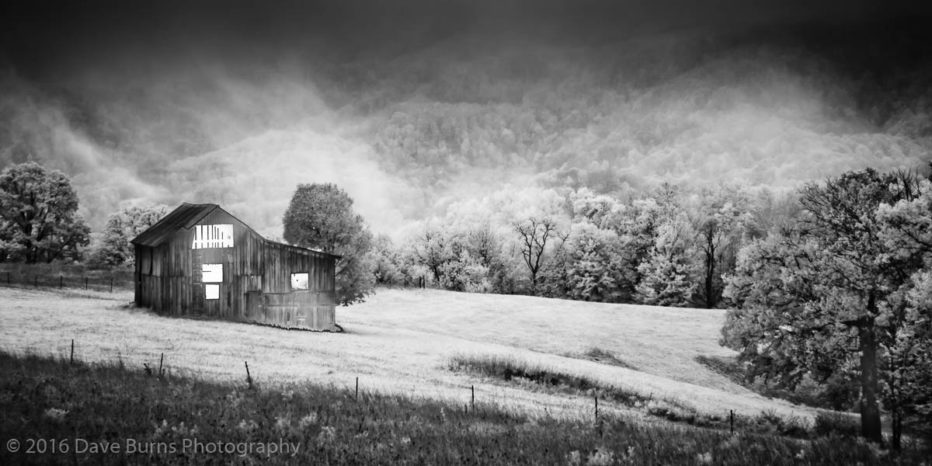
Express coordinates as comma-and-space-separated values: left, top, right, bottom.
3, 0, 930, 77
1, 1, 930, 237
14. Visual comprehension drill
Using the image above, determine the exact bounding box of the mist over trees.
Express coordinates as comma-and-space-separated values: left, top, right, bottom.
0, 16, 929, 237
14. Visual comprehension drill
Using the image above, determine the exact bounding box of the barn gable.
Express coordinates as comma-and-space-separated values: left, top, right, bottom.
132, 203, 340, 331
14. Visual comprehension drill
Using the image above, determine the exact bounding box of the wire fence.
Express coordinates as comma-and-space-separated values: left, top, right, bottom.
0, 267, 133, 293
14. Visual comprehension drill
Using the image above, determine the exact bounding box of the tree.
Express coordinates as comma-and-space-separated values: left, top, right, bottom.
722, 168, 925, 445
877, 175, 932, 446
0, 162, 90, 263
91, 205, 168, 266
564, 222, 629, 302
513, 216, 557, 294
689, 186, 750, 308
283, 183, 374, 305
633, 186, 696, 306
411, 225, 454, 285
371, 234, 402, 286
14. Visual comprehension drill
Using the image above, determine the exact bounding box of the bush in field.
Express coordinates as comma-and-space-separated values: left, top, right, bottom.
283, 183, 374, 305
0, 162, 90, 263
90, 205, 169, 266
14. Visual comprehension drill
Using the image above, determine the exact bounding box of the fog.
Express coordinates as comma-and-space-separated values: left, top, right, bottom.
1, 0, 930, 238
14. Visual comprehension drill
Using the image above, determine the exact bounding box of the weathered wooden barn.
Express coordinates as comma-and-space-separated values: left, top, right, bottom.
132, 203, 340, 331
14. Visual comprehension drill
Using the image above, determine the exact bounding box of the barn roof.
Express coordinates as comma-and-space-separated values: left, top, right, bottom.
131, 203, 220, 247
131, 203, 341, 259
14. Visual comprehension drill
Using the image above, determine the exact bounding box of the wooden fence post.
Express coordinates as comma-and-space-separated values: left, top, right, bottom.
70, 339, 74, 365
355, 377, 359, 401
730, 410, 734, 434
244, 361, 253, 388
471, 385, 475, 410
595, 395, 599, 423
159, 353, 164, 378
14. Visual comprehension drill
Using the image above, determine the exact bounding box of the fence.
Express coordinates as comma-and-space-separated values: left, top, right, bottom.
0, 267, 133, 293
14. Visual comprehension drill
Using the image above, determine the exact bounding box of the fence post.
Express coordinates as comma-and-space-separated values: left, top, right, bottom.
471, 385, 475, 410
595, 395, 599, 423
730, 410, 734, 434
70, 339, 74, 365
355, 377, 359, 401
159, 353, 164, 378
244, 361, 253, 388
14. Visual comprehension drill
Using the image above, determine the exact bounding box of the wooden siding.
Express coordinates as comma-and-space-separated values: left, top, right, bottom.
134, 209, 338, 331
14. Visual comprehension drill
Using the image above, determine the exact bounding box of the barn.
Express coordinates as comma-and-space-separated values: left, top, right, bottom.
131, 203, 340, 331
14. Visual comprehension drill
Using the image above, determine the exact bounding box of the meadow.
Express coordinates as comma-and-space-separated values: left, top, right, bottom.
0, 285, 924, 463
0, 352, 918, 465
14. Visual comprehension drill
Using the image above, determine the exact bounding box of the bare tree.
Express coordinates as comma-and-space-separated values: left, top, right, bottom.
513, 217, 557, 293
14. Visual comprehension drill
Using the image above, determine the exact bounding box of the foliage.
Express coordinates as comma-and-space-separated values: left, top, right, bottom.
0, 162, 90, 263
722, 168, 931, 446
562, 223, 630, 302
371, 234, 403, 285
282, 183, 374, 305
688, 185, 752, 308
4, 351, 924, 465
89, 205, 168, 266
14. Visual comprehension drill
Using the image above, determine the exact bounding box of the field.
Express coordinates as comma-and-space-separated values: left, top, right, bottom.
3, 285, 920, 464
0, 286, 812, 423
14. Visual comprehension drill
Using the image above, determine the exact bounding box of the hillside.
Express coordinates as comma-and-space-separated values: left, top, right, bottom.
0, 286, 815, 424
1, 14, 930, 236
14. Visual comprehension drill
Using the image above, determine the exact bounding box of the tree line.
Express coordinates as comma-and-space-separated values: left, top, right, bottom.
372, 182, 792, 309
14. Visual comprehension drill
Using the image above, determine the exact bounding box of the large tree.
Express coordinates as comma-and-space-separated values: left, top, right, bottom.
91, 205, 168, 266
0, 162, 90, 263
722, 168, 926, 445
283, 183, 374, 305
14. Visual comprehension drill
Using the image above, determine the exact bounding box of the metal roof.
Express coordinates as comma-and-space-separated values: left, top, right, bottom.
131, 203, 219, 247
131, 202, 342, 259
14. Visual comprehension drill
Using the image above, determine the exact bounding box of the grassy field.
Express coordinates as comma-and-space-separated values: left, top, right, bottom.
4, 352, 914, 465
2, 285, 926, 463
7, 350, 923, 465
0, 286, 817, 426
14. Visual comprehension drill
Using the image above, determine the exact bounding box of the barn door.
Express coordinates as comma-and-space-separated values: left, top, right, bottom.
245, 291, 262, 321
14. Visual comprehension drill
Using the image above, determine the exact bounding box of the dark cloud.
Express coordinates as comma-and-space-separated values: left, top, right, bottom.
2, 0, 931, 78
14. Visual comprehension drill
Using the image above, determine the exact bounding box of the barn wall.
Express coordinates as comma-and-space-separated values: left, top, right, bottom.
134, 208, 338, 330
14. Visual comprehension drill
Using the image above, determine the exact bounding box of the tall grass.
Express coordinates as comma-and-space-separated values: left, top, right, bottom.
1, 352, 926, 464
451, 354, 818, 439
